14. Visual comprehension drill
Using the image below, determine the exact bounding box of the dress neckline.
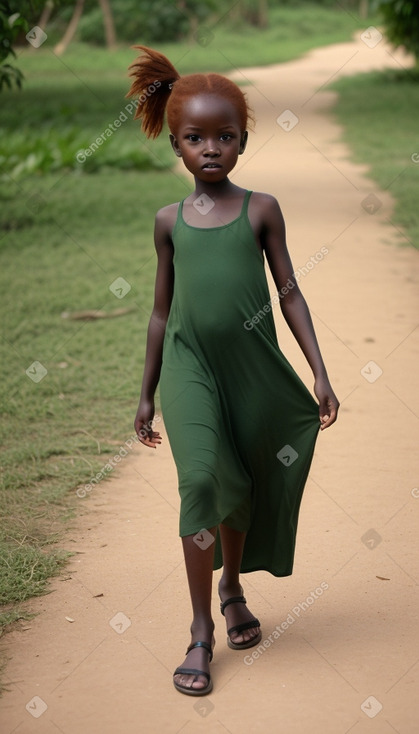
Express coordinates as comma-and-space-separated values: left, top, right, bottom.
179, 190, 252, 231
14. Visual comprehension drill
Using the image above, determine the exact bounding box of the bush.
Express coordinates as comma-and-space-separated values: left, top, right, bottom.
375, 0, 419, 61
78, 0, 216, 45
0, 126, 169, 179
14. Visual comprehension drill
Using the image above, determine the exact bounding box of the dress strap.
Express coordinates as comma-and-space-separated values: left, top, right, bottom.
176, 199, 186, 226
241, 190, 253, 217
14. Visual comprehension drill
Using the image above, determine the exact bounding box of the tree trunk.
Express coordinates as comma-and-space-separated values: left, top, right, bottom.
54, 0, 85, 55
242, 0, 269, 29
359, 0, 369, 19
38, 0, 54, 31
98, 0, 117, 49
257, 0, 268, 29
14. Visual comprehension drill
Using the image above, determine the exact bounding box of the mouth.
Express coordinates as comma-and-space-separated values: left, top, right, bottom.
202, 163, 222, 170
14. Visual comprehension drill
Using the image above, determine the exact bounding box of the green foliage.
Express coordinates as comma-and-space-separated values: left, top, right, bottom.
0, 3, 373, 179
0, 64, 173, 178
0, 2, 28, 61
0, 126, 168, 179
0, 61, 23, 90
0, 1, 71, 90
375, 0, 419, 60
0, 3, 28, 90
332, 68, 419, 248
77, 0, 216, 45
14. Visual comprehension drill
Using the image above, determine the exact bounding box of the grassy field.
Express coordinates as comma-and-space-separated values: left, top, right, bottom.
2, 3, 373, 181
331, 68, 419, 249
0, 170, 187, 631
0, 1, 411, 642
21, 3, 372, 73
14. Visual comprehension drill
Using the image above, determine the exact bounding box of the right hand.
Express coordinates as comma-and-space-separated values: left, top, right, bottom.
134, 399, 162, 449
314, 375, 339, 431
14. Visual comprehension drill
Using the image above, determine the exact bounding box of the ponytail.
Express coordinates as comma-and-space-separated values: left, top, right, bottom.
127, 46, 252, 140
126, 45, 181, 139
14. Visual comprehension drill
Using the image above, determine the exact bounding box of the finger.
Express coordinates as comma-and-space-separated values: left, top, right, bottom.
138, 429, 163, 447
320, 406, 338, 430
139, 435, 160, 448
318, 400, 329, 424
136, 424, 156, 439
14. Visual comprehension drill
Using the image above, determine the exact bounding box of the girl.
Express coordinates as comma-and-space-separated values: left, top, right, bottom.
128, 47, 339, 697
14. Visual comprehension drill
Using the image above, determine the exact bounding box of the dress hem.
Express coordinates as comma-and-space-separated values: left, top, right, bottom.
213, 560, 294, 578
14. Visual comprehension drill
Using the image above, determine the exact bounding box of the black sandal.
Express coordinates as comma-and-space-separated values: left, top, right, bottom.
220, 589, 262, 650
173, 641, 213, 696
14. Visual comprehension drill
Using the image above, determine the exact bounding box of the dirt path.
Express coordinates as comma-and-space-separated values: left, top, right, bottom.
2, 34, 419, 734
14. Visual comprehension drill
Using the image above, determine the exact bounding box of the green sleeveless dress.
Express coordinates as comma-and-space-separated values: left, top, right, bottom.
159, 190, 320, 577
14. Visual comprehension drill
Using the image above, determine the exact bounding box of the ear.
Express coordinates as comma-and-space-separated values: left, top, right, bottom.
239, 130, 248, 155
169, 133, 182, 158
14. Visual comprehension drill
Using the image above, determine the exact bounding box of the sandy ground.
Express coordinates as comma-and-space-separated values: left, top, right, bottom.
1, 33, 419, 734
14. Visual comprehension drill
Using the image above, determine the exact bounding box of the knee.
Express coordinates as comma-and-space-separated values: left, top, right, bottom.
179, 469, 218, 528
182, 469, 217, 503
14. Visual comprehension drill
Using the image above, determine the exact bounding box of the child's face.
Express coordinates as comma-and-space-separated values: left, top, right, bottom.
169, 94, 247, 182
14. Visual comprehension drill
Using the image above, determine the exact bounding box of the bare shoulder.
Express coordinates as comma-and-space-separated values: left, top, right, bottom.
248, 191, 285, 239
249, 191, 282, 219
156, 202, 179, 233
250, 191, 278, 207
154, 202, 179, 245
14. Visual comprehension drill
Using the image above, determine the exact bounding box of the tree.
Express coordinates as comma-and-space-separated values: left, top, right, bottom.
0, 0, 65, 90
97, 0, 116, 49
54, 0, 116, 55
0, 1, 35, 90
375, 0, 419, 62
0, 0, 117, 87
54, 0, 85, 55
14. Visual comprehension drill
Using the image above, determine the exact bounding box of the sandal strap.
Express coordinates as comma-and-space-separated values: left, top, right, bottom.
227, 618, 261, 637
220, 595, 247, 616
186, 640, 213, 662
173, 666, 210, 684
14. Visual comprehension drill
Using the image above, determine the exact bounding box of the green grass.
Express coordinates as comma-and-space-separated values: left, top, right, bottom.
0, 171, 189, 621
0, 170, 188, 629
19, 4, 374, 74
1, 4, 375, 181
331, 68, 419, 248
0, 2, 385, 641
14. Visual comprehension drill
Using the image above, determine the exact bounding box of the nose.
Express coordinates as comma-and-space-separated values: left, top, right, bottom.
204, 139, 220, 157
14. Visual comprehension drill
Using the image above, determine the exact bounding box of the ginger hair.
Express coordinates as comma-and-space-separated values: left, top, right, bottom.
126, 46, 252, 139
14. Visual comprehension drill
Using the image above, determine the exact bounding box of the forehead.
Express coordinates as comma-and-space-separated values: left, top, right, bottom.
177, 94, 242, 129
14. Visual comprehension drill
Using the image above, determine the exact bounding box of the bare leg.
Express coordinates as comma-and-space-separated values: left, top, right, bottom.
218, 524, 260, 645
173, 528, 216, 692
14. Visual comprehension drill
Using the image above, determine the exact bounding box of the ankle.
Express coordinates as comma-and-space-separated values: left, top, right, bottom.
218, 576, 242, 597
190, 619, 214, 641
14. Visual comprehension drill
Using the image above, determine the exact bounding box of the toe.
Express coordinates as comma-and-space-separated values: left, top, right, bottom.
235, 629, 255, 643
174, 640, 213, 692
231, 624, 260, 645
174, 673, 207, 690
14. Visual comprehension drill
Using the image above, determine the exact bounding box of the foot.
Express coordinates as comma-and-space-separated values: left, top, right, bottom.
218, 580, 261, 648
173, 632, 215, 695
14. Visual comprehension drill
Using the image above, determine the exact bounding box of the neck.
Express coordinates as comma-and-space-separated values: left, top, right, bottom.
193, 176, 238, 198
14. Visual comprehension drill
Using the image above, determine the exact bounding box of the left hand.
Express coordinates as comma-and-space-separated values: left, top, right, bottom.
314, 376, 339, 430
